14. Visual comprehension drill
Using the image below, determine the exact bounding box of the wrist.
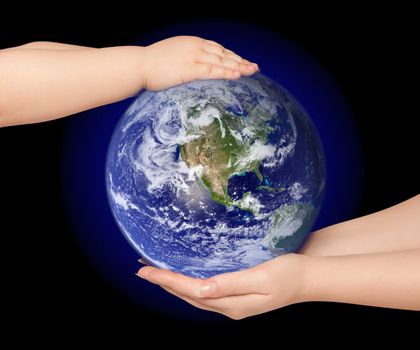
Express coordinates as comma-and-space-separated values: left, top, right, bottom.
299, 254, 345, 304
126, 46, 148, 91
132, 46, 148, 90
296, 254, 326, 303
276, 253, 314, 305
136, 45, 154, 90
99, 45, 148, 92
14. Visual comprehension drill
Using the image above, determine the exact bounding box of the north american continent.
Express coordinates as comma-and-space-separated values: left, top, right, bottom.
180, 109, 271, 213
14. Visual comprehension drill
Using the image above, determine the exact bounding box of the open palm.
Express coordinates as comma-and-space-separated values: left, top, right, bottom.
137, 253, 305, 320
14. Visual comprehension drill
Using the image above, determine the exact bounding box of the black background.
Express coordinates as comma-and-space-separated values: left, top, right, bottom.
1, 4, 419, 341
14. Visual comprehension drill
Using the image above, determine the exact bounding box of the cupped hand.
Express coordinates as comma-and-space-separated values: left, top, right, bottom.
137, 254, 306, 320
141, 36, 259, 91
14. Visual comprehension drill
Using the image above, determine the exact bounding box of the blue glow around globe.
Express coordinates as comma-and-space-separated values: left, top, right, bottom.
106, 74, 325, 278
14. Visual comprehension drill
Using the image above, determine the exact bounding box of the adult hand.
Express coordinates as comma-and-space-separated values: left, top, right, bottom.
137, 253, 305, 320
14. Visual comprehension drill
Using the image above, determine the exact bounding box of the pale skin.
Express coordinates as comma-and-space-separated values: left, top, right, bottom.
0, 36, 258, 126
138, 195, 420, 319
1, 36, 418, 319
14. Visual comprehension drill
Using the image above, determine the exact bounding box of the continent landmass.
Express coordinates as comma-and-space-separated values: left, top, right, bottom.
180, 106, 276, 214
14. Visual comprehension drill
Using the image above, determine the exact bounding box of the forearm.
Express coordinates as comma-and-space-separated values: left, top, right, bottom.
301, 194, 420, 256
15, 41, 92, 50
300, 249, 420, 310
1, 41, 93, 51
0, 46, 145, 126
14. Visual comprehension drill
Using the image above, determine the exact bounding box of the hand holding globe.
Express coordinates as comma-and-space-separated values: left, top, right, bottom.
138, 253, 305, 319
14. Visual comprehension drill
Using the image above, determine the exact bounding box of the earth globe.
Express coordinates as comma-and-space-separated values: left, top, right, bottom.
106, 73, 325, 278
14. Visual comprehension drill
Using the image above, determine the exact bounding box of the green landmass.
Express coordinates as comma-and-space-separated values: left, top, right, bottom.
180, 105, 275, 214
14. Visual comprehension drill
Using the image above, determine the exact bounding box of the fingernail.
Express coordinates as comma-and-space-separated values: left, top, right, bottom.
247, 64, 255, 70
199, 280, 218, 297
135, 272, 146, 279
136, 268, 151, 280
138, 258, 148, 265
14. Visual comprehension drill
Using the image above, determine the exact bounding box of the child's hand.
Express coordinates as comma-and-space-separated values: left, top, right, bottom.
0, 37, 258, 126
141, 36, 259, 91
137, 254, 305, 320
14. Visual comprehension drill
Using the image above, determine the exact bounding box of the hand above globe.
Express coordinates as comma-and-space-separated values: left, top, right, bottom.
0, 36, 257, 126
138, 195, 420, 319
140, 36, 259, 90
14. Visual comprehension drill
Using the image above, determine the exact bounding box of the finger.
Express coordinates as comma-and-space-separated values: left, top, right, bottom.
240, 59, 259, 72
224, 49, 243, 62
161, 286, 223, 314
137, 266, 160, 281
165, 291, 269, 320
139, 267, 205, 298
194, 63, 241, 80
204, 44, 258, 71
203, 41, 257, 67
197, 54, 256, 74
161, 285, 268, 320
197, 52, 224, 65
197, 293, 265, 309
198, 293, 270, 320
162, 281, 271, 320
138, 258, 149, 265
138, 269, 227, 316
139, 264, 266, 299
242, 58, 259, 69
201, 266, 269, 298
204, 45, 241, 61
203, 44, 225, 57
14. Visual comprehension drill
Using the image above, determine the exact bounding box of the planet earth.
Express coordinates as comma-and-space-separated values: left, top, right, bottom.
106, 73, 325, 278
